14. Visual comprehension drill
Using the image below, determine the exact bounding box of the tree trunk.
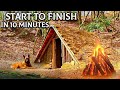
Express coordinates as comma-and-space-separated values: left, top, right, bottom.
96, 11, 100, 18
91, 11, 95, 19
77, 11, 82, 30
78, 11, 82, 24
94, 11, 96, 18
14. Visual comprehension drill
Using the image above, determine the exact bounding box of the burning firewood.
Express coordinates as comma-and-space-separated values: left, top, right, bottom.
82, 42, 116, 77
11, 54, 32, 69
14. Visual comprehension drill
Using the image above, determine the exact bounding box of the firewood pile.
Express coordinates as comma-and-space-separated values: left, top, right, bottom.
82, 44, 116, 77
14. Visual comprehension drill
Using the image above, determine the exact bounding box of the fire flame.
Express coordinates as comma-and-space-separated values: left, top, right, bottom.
93, 44, 105, 57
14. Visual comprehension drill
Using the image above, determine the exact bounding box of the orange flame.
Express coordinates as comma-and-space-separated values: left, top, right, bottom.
93, 44, 105, 57
93, 39, 105, 57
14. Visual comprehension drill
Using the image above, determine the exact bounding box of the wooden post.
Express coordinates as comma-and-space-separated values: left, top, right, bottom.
68, 53, 71, 62
64, 46, 66, 62
66, 50, 68, 62
52, 39, 57, 69
62, 44, 65, 64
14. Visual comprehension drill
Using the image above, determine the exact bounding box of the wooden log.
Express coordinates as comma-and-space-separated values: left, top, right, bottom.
98, 48, 115, 73
92, 57, 105, 75
83, 64, 89, 75
100, 62, 105, 72
103, 60, 111, 75
87, 64, 92, 75
91, 63, 95, 75
100, 60, 111, 75
64, 46, 67, 62
68, 52, 70, 62
93, 65, 98, 76
52, 39, 57, 69
104, 55, 115, 73
62, 45, 65, 64
65, 50, 67, 62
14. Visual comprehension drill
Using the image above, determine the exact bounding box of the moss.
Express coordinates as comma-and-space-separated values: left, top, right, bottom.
0, 70, 50, 79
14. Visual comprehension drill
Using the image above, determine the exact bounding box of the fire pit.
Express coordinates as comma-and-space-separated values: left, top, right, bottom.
82, 41, 116, 77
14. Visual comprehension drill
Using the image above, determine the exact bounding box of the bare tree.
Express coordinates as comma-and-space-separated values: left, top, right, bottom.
78, 11, 82, 24
91, 11, 95, 19
77, 11, 82, 30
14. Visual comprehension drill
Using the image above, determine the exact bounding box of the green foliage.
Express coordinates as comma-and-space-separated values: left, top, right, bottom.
0, 70, 45, 79
103, 18, 111, 26
0, 11, 3, 20
84, 16, 112, 32
94, 16, 111, 26
86, 22, 104, 32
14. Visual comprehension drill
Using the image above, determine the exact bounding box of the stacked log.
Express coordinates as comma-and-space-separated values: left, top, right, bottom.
83, 48, 116, 76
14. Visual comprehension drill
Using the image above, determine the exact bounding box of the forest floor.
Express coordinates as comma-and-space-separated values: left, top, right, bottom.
0, 20, 120, 79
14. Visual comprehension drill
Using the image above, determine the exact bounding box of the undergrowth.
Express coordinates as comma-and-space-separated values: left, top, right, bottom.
82, 16, 112, 32
0, 70, 51, 79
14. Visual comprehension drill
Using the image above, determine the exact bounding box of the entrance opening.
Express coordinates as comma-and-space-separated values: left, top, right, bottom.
55, 38, 62, 68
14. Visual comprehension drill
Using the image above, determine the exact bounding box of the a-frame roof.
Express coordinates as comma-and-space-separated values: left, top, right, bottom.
34, 21, 98, 64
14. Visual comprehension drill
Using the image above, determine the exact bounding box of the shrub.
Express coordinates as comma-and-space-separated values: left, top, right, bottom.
84, 16, 112, 32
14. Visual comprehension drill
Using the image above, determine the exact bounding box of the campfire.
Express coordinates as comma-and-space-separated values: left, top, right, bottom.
82, 41, 116, 77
